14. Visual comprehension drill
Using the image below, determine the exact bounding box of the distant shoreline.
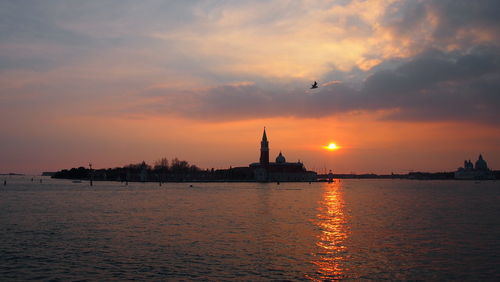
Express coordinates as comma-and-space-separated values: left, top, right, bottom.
3, 172, 498, 181
49, 171, 498, 182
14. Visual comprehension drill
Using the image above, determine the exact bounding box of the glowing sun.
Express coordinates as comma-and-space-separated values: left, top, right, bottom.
324, 143, 339, 151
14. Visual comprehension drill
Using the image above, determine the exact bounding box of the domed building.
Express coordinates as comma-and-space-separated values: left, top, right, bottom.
455, 154, 495, 180
249, 128, 317, 182
276, 152, 286, 163
475, 154, 488, 171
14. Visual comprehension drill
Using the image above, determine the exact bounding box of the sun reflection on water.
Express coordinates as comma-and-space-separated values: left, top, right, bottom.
308, 181, 349, 281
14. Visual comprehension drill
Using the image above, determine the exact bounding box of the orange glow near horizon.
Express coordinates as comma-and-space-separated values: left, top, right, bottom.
5, 113, 499, 175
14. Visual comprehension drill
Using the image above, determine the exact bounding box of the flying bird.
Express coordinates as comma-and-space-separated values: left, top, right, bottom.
310, 81, 318, 89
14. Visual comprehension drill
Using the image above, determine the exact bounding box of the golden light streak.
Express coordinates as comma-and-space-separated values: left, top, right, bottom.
307, 182, 349, 281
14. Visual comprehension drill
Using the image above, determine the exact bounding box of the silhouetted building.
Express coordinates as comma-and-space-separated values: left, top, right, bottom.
260, 128, 269, 165
454, 154, 495, 180
140, 161, 148, 182
249, 128, 317, 182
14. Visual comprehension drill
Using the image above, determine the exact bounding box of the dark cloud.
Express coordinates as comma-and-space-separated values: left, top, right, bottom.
364, 47, 500, 96
383, 0, 428, 35
145, 47, 500, 125
384, 0, 500, 46
363, 47, 500, 122
430, 0, 500, 38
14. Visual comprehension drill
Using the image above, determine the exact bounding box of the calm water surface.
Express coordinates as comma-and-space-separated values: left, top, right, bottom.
1, 177, 499, 281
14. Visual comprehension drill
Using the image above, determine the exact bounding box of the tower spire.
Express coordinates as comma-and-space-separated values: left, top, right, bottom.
260, 127, 269, 165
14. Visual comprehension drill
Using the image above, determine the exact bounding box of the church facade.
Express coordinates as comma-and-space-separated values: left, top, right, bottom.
249, 128, 317, 182
454, 154, 495, 180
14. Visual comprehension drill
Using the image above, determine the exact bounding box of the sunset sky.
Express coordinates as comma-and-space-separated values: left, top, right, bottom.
1, 0, 499, 174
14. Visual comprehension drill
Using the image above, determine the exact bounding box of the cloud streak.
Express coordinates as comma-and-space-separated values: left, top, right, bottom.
135, 46, 500, 125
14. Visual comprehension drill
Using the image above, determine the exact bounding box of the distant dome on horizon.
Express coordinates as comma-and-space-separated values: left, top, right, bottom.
276, 151, 286, 163
475, 154, 488, 170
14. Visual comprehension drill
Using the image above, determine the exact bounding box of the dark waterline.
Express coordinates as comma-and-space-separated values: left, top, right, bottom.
1, 177, 499, 280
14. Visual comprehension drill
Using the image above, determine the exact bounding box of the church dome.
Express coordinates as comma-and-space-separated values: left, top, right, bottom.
475, 154, 488, 170
276, 151, 286, 163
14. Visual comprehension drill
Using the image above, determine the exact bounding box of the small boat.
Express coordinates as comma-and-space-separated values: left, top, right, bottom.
72, 180, 82, 183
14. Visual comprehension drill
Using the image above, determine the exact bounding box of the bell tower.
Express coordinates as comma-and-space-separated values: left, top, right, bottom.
260, 127, 269, 166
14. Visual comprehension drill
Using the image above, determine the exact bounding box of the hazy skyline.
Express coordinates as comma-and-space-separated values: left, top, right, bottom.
1, 0, 499, 174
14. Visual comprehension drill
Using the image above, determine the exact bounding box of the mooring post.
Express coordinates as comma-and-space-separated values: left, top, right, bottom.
89, 163, 93, 187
